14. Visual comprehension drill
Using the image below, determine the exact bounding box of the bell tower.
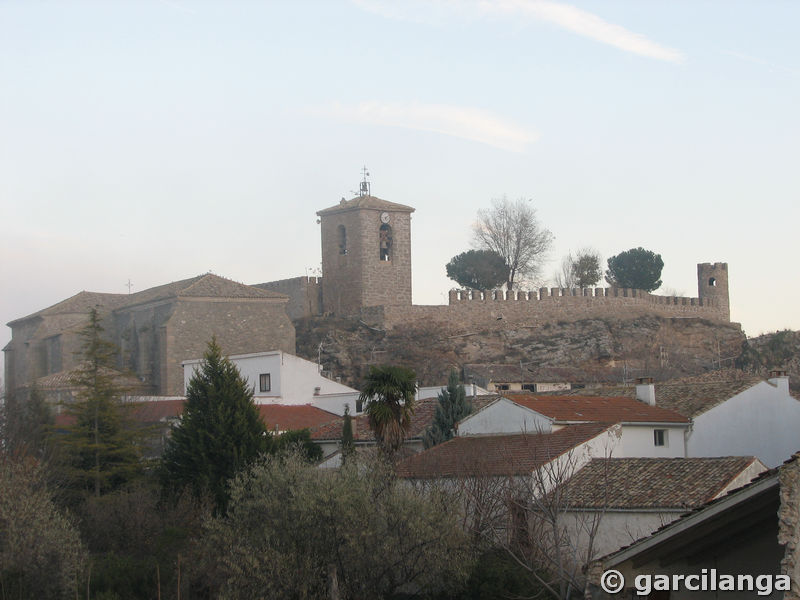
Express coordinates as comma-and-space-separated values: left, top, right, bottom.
317, 172, 415, 316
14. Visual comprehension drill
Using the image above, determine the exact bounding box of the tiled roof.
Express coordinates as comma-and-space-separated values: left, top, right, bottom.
316, 195, 415, 216
9, 275, 286, 328
561, 457, 760, 510
130, 398, 186, 422
258, 404, 340, 432
537, 370, 764, 418
310, 396, 496, 442
464, 364, 536, 383
395, 423, 614, 479
53, 396, 186, 428
8, 291, 127, 326
30, 366, 147, 391
503, 393, 689, 424
122, 274, 287, 306
600, 456, 790, 565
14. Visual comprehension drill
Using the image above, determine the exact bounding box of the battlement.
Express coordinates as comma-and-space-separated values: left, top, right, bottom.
360, 278, 729, 332
448, 287, 717, 308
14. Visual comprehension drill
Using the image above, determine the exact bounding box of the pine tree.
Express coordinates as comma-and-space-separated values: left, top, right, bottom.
161, 338, 269, 513
341, 403, 355, 463
56, 309, 143, 499
423, 371, 472, 448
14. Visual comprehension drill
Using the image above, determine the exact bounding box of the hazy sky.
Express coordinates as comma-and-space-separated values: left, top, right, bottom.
2, 0, 799, 374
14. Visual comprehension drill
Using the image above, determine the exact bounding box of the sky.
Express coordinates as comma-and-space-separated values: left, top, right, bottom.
2, 0, 799, 377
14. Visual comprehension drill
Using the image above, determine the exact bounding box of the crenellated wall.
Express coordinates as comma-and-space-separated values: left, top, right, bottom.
360, 286, 729, 332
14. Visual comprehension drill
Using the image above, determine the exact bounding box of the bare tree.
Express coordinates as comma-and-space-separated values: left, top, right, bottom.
428, 426, 620, 599
554, 248, 602, 290
473, 197, 554, 290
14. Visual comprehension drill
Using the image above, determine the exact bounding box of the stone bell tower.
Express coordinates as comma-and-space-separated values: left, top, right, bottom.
317, 174, 414, 316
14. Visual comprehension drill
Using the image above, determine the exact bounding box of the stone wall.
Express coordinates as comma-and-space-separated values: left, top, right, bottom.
361, 287, 729, 332
779, 454, 800, 600
163, 297, 295, 395
254, 276, 322, 320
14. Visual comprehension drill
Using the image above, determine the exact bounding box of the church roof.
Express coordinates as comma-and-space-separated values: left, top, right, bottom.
122, 273, 287, 307
8, 275, 287, 329
8, 290, 127, 326
316, 195, 415, 216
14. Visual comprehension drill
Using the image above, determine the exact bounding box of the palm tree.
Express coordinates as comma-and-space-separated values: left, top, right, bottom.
359, 365, 417, 456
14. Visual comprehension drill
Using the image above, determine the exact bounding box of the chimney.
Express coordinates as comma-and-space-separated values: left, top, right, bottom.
636, 377, 656, 406
768, 370, 790, 394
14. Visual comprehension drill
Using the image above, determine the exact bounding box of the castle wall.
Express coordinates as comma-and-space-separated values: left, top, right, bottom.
361, 287, 729, 332
255, 276, 322, 319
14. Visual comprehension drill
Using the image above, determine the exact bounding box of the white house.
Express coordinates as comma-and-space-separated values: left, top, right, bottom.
557, 456, 767, 560
570, 371, 800, 468
456, 389, 691, 459
182, 350, 360, 415
652, 371, 800, 468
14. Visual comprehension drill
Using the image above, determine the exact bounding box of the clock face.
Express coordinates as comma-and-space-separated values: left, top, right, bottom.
380, 212, 390, 224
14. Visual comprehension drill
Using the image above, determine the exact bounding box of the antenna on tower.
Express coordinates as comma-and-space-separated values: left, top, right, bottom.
359, 166, 370, 197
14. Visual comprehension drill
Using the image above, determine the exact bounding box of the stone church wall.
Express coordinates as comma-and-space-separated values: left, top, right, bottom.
163, 297, 295, 395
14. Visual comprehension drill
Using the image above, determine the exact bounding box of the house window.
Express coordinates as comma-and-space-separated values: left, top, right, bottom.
496, 384, 510, 391
654, 429, 668, 447
522, 384, 536, 392
379, 223, 392, 261
259, 373, 271, 392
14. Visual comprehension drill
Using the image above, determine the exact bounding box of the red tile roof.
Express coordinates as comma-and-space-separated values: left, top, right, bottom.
310, 396, 496, 442
258, 404, 339, 432
561, 457, 761, 510
395, 423, 614, 479
503, 393, 689, 424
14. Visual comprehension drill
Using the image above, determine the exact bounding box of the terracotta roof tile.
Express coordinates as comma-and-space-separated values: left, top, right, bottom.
537, 370, 764, 418
258, 404, 340, 432
503, 393, 689, 424
310, 396, 496, 441
395, 423, 614, 479
561, 457, 760, 510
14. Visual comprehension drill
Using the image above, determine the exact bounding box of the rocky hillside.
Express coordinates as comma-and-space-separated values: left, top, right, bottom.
738, 329, 800, 389
295, 315, 748, 389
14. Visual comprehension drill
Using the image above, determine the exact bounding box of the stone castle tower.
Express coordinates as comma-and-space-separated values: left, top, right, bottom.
317, 193, 415, 316
697, 262, 730, 321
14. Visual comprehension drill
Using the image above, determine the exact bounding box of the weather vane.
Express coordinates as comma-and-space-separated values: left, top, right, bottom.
359, 166, 370, 197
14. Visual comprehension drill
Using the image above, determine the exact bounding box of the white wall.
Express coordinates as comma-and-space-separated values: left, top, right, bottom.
456, 398, 553, 436
560, 510, 684, 562
417, 383, 490, 400
618, 425, 687, 458
687, 379, 800, 468
182, 350, 358, 406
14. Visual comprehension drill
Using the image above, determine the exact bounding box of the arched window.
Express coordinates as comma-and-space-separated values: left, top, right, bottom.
338, 225, 347, 255
379, 223, 392, 261
708, 277, 716, 287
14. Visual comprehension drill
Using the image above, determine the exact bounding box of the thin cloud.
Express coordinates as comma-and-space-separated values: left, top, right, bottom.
317, 102, 538, 152
354, 0, 684, 63
721, 50, 797, 76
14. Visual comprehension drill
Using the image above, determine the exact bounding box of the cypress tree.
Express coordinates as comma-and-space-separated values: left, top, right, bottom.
57, 308, 143, 499
423, 371, 472, 448
161, 338, 268, 513
341, 404, 355, 463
